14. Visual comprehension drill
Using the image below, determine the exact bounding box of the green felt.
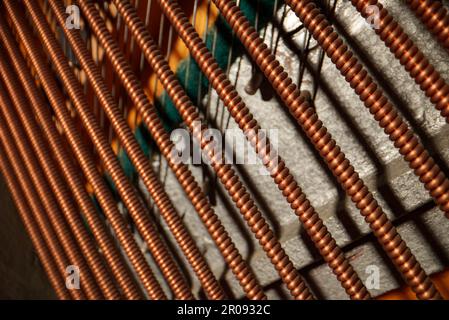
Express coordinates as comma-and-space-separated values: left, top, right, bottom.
115, 0, 278, 183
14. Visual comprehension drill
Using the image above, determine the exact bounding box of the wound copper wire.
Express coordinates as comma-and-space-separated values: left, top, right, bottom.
51, 0, 223, 301
0, 17, 142, 300
3, 0, 165, 300
48, 0, 223, 300
213, 0, 443, 300
0, 46, 118, 300
406, 0, 449, 52
0, 146, 71, 300
155, 0, 370, 299
351, 0, 449, 123
78, 0, 265, 300
19, 0, 191, 300
0, 84, 84, 300
0, 81, 101, 300
114, 0, 316, 300
113, 0, 313, 300
286, 0, 449, 219
285, 0, 448, 299
3, 0, 444, 301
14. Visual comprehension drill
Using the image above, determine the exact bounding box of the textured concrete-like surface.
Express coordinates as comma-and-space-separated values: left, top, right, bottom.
141, 0, 449, 299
